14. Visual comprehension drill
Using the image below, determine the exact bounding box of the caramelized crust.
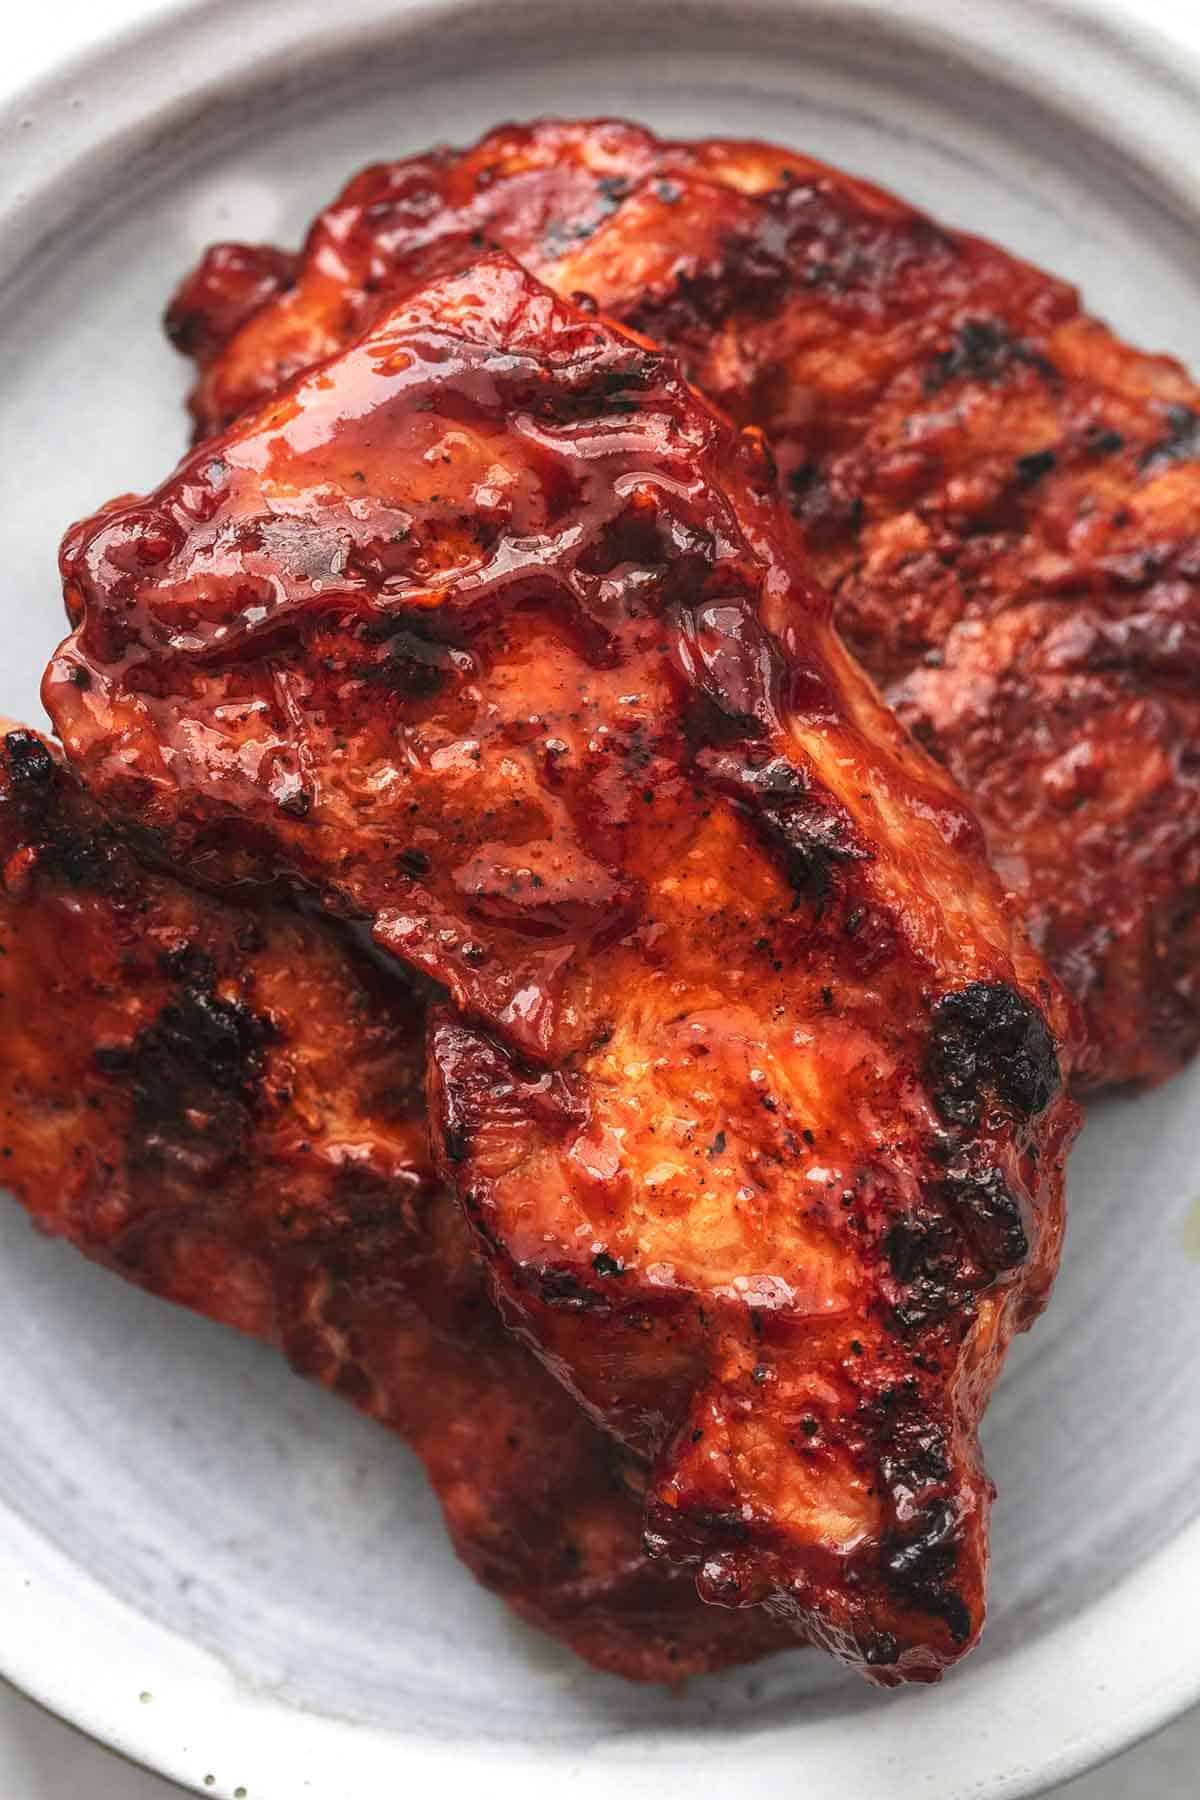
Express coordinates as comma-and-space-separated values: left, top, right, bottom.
50, 259, 1079, 1682
0, 726, 791, 1681
169, 118, 1200, 1090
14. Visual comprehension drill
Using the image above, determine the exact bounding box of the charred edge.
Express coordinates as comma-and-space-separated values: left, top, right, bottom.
927, 981, 1061, 1128
2, 732, 120, 889
630, 176, 944, 344
881, 1498, 972, 1645
520, 351, 663, 425
163, 308, 206, 357
629, 222, 790, 338
94, 944, 271, 1143
939, 1156, 1029, 1276
883, 1209, 976, 1333
3, 730, 55, 793
709, 752, 866, 904
863, 1632, 901, 1668
168, 246, 297, 362
1139, 403, 1200, 474
755, 762, 864, 901
876, 1411, 971, 1645
922, 317, 1056, 396
879, 1416, 951, 1493
523, 1264, 612, 1312
695, 1510, 753, 1546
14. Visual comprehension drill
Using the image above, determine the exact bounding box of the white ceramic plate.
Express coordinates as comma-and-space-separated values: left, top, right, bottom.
2, 3, 1200, 1796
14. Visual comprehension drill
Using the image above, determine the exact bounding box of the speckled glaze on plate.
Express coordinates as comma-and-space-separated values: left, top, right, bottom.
2, 3, 1200, 1796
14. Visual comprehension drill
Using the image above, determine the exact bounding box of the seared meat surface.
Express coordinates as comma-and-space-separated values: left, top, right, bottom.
168, 118, 1200, 1090
50, 257, 1078, 1683
0, 725, 791, 1680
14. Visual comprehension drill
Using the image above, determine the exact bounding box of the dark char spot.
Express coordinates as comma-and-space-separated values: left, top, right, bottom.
95, 946, 270, 1170
440, 1122, 470, 1164
698, 1510, 753, 1545
277, 788, 311, 819
923, 318, 1052, 396
1013, 448, 1057, 487
882, 1498, 972, 1645
1085, 425, 1125, 458
530, 1266, 611, 1311
1139, 404, 1200, 474
940, 1154, 1029, 1275
4, 731, 55, 790
882, 1209, 971, 1332
3, 733, 118, 889
927, 981, 1060, 1128
699, 748, 865, 905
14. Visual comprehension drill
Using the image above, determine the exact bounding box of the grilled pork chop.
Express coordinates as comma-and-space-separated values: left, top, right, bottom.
48, 256, 1078, 1682
0, 724, 792, 1680
167, 118, 1200, 1090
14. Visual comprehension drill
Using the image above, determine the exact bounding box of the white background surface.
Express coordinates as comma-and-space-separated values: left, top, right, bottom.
1, 1675, 1197, 1797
